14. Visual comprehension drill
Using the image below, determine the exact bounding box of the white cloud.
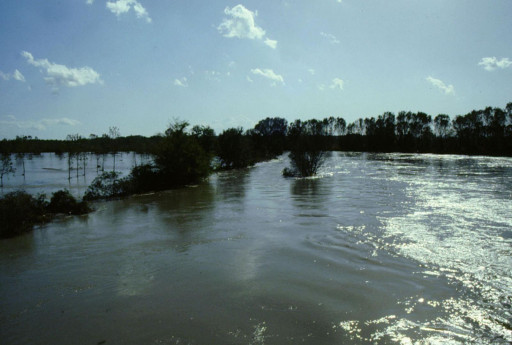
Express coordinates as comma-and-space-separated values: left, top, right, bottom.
218, 5, 277, 49
86, 0, 94, 4
330, 78, 344, 90
320, 32, 340, 44
426, 76, 454, 95
0, 116, 81, 131
0, 69, 26, 82
250, 68, 284, 84
22, 51, 102, 88
478, 57, 512, 71
106, 0, 151, 23
246, 76, 254, 83
308, 69, 315, 75
264, 38, 278, 49
174, 77, 188, 87
13, 69, 25, 82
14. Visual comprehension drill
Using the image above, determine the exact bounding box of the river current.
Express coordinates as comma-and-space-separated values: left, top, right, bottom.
1, 152, 511, 344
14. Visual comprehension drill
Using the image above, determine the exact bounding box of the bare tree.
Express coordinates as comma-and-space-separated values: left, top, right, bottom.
109, 126, 120, 173
0, 153, 15, 187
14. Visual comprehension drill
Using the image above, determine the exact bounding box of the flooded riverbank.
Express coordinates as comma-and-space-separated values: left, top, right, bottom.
1, 152, 511, 344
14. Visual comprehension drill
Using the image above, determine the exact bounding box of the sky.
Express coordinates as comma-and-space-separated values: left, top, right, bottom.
0, 0, 511, 139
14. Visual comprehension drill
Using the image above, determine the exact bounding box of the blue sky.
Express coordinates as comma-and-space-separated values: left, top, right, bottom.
0, 0, 511, 139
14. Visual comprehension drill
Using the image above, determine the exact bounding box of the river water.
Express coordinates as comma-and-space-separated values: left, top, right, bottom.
1, 152, 511, 344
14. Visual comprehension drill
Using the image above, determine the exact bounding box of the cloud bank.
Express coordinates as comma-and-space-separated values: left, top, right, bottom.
218, 5, 277, 49
426, 76, 454, 95
0, 116, 81, 131
22, 51, 102, 88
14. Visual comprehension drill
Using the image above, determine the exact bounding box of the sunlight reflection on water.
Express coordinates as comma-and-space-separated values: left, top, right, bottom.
0, 152, 511, 344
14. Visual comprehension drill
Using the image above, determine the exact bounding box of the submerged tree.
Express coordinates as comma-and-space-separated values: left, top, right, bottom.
283, 119, 326, 177
154, 120, 211, 186
0, 153, 15, 187
109, 126, 120, 173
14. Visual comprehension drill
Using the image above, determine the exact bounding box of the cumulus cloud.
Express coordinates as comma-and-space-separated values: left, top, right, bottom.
320, 32, 340, 44
250, 68, 284, 85
86, 0, 94, 4
174, 77, 188, 87
106, 0, 152, 23
22, 51, 102, 88
330, 78, 344, 90
0, 116, 81, 131
218, 5, 277, 49
426, 76, 454, 95
0, 69, 26, 82
478, 57, 512, 71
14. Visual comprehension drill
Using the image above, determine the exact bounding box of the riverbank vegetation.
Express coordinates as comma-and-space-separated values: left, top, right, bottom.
0, 190, 90, 238
1, 102, 511, 237
0, 102, 510, 192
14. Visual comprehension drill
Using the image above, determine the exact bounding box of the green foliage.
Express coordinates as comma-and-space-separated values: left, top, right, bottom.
217, 127, 253, 169
284, 120, 326, 177
83, 171, 129, 200
128, 163, 162, 193
48, 189, 90, 215
154, 120, 211, 186
191, 125, 216, 154
0, 191, 47, 238
0, 189, 90, 238
250, 117, 288, 159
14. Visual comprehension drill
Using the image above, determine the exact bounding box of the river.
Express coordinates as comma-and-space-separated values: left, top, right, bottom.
1, 152, 511, 344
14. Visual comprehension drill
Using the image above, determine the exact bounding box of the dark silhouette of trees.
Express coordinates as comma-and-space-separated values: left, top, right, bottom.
249, 117, 288, 159
191, 125, 216, 154
155, 120, 211, 186
0, 102, 511, 172
1, 190, 89, 238
283, 119, 326, 177
217, 127, 253, 169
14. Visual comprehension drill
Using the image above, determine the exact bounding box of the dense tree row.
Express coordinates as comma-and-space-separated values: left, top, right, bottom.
2, 103, 510, 158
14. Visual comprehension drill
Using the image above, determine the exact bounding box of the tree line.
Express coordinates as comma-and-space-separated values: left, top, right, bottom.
2, 102, 511, 237
1, 102, 511, 157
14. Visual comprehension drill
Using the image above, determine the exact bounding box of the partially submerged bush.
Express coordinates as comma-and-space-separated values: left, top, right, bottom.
283, 120, 326, 177
0, 191, 47, 238
0, 189, 90, 238
286, 150, 325, 177
83, 171, 130, 201
48, 189, 90, 215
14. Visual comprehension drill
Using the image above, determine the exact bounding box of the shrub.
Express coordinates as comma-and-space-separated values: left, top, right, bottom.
217, 127, 253, 169
154, 121, 211, 186
283, 120, 326, 177
48, 189, 90, 215
83, 171, 130, 200
0, 191, 47, 238
128, 163, 163, 193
